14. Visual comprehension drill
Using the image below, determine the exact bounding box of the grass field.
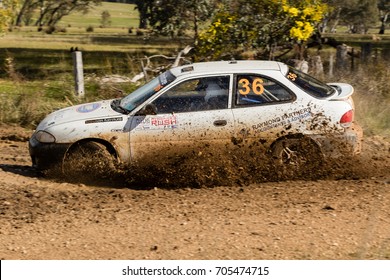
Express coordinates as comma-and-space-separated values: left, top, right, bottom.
1, 1, 181, 52
0, 2, 187, 80
60, 2, 139, 28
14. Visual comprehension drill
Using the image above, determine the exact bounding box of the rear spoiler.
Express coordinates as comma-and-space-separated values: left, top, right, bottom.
327, 83, 354, 100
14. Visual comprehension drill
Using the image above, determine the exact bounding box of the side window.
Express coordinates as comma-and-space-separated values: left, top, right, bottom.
151, 76, 230, 114
235, 75, 294, 106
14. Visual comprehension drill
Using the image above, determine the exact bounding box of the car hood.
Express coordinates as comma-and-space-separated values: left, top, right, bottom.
36, 99, 119, 130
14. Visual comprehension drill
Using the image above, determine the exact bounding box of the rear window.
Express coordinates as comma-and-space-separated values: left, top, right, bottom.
286, 67, 335, 99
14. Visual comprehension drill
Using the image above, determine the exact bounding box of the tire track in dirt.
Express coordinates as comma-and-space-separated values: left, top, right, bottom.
0, 125, 389, 259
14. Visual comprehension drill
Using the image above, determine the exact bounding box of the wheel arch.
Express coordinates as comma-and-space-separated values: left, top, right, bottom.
65, 138, 118, 159
270, 133, 324, 156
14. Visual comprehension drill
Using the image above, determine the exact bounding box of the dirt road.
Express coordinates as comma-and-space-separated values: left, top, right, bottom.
0, 124, 389, 260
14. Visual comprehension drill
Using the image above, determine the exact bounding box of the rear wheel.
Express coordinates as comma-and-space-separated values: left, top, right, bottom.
62, 141, 117, 183
272, 137, 324, 179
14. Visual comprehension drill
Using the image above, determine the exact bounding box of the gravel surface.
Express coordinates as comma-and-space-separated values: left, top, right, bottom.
0, 124, 389, 260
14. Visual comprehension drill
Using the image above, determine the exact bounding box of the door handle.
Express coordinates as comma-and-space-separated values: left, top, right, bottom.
213, 120, 227, 127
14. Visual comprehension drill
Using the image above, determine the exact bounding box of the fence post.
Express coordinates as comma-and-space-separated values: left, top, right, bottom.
361, 43, 372, 62
72, 50, 85, 98
351, 48, 355, 72
336, 44, 348, 72
329, 53, 334, 77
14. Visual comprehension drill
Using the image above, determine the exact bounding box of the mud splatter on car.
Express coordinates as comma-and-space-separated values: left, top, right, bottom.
29, 60, 362, 185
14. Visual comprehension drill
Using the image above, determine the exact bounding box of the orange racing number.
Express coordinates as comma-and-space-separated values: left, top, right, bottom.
238, 78, 264, 95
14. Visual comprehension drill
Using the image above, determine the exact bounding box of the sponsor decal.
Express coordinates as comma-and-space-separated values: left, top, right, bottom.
85, 117, 123, 124
77, 103, 101, 113
252, 108, 312, 132
280, 108, 311, 121
150, 116, 177, 127
136, 115, 178, 130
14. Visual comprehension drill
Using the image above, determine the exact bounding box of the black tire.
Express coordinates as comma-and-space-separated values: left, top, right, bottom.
272, 137, 324, 179
62, 141, 117, 183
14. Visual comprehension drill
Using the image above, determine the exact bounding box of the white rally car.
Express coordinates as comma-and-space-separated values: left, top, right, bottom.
29, 60, 362, 179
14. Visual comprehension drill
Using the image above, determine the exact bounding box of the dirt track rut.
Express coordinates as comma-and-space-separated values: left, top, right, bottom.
0, 124, 389, 259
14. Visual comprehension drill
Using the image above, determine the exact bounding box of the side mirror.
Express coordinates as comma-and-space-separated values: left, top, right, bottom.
136, 104, 158, 116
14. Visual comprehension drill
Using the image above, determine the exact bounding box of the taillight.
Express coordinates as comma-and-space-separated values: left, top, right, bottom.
340, 110, 353, 127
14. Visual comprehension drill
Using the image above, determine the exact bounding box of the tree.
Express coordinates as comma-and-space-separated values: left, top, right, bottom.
319, 0, 343, 33
133, 0, 153, 29
37, 0, 103, 27
378, 0, 390, 34
196, 0, 328, 60
13, 0, 102, 28
14, 0, 37, 26
322, 0, 380, 34
133, 0, 217, 42
100, 10, 112, 27
0, 0, 20, 33
344, 0, 378, 34
149, 0, 216, 41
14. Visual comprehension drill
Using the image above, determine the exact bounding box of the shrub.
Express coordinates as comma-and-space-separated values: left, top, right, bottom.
45, 25, 56, 34
4, 54, 23, 82
0, 74, 138, 128
86, 26, 94, 32
100, 10, 112, 28
0, 91, 58, 127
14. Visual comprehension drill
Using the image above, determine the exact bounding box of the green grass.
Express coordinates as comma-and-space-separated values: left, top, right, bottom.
1, 1, 182, 53
60, 2, 139, 28
0, 73, 139, 127
0, 45, 182, 80
0, 2, 183, 78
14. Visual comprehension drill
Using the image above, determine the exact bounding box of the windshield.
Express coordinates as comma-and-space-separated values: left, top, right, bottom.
286, 67, 335, 99
120, 70, 176, 112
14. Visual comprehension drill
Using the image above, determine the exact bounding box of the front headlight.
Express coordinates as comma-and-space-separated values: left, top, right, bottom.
34, 130, 56, 143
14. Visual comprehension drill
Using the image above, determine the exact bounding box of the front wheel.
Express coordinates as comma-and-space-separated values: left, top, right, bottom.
62, 141, 117, 183
272, 137, 324, 179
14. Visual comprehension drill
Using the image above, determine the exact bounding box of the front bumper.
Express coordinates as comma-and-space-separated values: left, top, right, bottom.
29, 136, 71, 171
311, 122, 363, 157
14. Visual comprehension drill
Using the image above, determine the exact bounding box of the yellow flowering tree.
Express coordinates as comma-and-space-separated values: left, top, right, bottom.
196, 10, 237, 59
0, 0, 19, 34
196, 0, 328, 60
282, 0, 327, 42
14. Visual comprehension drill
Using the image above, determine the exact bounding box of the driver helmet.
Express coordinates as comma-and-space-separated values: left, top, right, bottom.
205, 80, 226, 102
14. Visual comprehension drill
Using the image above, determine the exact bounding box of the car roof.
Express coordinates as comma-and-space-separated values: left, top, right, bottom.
170, 60, 287, 77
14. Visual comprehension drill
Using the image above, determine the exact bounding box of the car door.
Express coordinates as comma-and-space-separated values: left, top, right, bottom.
127, 75, 235, 164
231, 72, 308, 148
